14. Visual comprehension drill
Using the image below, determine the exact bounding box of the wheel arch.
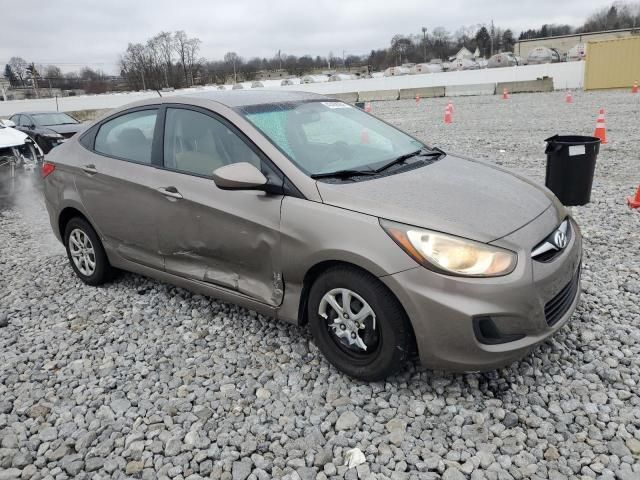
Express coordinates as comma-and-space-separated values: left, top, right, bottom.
58, 206, 92, 240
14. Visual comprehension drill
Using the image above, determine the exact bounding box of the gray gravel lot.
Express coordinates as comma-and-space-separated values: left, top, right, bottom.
1, 90, 639, 480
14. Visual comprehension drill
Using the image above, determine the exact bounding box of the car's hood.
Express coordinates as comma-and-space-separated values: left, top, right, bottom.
315, 154, 555, 243
0, 127, 28, 149
45, 123, 85, 135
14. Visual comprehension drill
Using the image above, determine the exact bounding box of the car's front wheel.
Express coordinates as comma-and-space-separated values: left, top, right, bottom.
64, 217, 112, 286
308, 266, 413, 381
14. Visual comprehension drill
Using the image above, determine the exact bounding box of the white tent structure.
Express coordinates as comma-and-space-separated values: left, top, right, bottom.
410, 63, 443, 74
487, 52, 519, 68
301, 75, 330, 84
527, 47, 561, 65
451, 58, 481, 70
328, 73, 354, 82
383, 66, 410, 77
280, 78, 301, 86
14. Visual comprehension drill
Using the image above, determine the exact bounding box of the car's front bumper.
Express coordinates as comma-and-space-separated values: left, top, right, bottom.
381, 211, 582, 372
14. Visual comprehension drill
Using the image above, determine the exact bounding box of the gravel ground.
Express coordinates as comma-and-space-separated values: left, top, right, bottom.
1, 90, 639, 480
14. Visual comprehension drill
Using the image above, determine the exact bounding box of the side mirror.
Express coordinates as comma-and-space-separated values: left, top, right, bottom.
212, 162, 268, 190
2, 119, 16, 128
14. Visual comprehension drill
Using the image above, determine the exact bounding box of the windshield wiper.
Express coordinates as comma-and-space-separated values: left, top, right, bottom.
374, 147, 446, 173
310, 169, 377, 179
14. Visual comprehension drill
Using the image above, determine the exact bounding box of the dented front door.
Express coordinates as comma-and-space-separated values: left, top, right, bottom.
155, 170, 284, 306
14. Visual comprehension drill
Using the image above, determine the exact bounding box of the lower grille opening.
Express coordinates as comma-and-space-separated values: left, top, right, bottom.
544, 267, 580, 326
473, 317, 525, 345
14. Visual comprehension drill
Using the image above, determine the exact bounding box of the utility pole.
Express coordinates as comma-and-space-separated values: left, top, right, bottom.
490, 20, 495, 57
422, 27, 427, 63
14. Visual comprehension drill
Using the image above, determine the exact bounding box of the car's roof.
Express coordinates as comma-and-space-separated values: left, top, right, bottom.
178, 89, 328, 108
12, 111, 69, 115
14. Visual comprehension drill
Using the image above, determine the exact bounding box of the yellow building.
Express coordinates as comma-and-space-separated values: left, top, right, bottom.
584, 36, 640, 90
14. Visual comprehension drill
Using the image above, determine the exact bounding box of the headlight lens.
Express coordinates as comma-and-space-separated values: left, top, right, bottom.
381, 220, 517, 277
43, 133, 63, 139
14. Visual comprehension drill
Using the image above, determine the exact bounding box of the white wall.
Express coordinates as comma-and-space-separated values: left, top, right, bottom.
0, 62, 584, 117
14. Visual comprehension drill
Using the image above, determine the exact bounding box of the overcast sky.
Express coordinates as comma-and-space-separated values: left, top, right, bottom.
2, 0, 607, 74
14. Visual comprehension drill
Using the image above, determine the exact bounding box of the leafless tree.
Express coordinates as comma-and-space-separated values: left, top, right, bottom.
155, 31, 175, 87
8, 57, 28, 86
224, 52, 240, 83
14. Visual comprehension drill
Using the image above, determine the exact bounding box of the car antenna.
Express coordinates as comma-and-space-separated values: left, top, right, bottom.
156, 89, 162, 98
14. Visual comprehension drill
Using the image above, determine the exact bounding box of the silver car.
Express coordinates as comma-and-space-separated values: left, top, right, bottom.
42, 91, 582, 380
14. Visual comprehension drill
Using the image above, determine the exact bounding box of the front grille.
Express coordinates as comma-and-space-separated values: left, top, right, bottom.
544, 267, 580, 326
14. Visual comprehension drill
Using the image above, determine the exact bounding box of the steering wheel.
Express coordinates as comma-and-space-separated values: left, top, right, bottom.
323, 141, 352, 169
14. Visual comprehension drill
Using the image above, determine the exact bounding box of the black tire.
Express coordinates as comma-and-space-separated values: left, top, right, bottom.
64, 217, 112, 286
308, 266, 413, 381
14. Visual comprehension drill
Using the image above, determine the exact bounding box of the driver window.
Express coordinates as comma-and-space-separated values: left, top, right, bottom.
164, 108, 261, 177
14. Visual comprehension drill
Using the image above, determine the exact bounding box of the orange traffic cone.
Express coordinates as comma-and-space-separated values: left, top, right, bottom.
360, 130, 369, 144
632, 81, 638, 94
364, 102, 372, 113
593, 108, 607, 144
502, 88, 509, 100
415, 95, 420, 103
444, 105, 452, 124
627, 185, 640, 209
566, 90, 573, 103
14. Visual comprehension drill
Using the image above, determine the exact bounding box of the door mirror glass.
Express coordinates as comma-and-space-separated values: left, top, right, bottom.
212, 162, 268, 190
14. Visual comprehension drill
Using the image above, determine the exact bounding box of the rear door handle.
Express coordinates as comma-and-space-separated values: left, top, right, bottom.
157, 186, 183, 199
82, 164, 97, 174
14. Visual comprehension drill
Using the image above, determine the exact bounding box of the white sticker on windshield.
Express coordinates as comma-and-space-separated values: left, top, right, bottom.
569, 145, 585, 156
321, 102, 351, 109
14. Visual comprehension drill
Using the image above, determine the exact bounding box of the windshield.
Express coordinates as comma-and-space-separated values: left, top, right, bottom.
32, 113, 79, 126
240, 100, 424, 176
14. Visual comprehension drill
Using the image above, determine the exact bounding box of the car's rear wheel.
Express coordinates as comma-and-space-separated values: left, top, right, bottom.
64, 217, 112, 286
308, 266, 413, 381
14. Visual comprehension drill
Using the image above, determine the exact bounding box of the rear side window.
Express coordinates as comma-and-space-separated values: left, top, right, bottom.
163, 107, 261, 177
94, 110, 158, 163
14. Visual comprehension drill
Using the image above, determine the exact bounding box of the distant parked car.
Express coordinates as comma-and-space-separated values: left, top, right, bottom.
9, 111, 85, 153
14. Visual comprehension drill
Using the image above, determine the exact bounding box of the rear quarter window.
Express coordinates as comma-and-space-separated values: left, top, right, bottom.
94, 110, 158, 163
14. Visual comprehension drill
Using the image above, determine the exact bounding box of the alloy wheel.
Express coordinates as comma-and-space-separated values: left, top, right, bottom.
68, 228, 96, 276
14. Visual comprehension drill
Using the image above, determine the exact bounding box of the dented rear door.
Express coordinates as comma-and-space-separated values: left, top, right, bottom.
155, 105, 284, 306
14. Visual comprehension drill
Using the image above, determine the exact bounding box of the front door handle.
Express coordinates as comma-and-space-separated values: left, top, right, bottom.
157, 186, 183, 199
82, 164, 97, 174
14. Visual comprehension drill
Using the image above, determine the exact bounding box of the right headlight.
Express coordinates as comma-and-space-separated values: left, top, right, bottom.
381, 220, 517, 277
43, 132, 63, 139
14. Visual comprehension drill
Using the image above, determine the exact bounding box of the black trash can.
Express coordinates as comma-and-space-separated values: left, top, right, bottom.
544, 135, 600, 206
